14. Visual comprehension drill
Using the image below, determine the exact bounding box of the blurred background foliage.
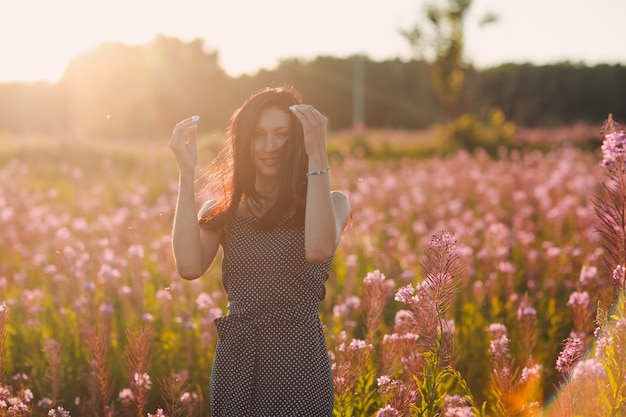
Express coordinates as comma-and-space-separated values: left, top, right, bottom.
0, 35, 624, 145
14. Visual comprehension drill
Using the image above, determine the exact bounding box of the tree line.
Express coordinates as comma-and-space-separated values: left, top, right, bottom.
0, 35, 624, 139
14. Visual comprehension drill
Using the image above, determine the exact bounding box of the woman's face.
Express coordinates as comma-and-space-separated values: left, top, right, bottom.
252, 106, 291, 181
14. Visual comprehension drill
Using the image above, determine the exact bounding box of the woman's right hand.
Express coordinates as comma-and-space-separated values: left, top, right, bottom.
169, 116, 200, 176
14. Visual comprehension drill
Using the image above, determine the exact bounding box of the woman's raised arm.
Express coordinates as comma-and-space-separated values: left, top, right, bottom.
169, 116, 222, 279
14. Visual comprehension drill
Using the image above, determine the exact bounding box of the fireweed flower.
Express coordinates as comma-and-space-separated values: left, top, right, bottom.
489, 335, 511, 364
555, 337, 585, 375
180, 391, 199, 404
148, 409, 167, 417
99, 303, 114, 314
362, 270, 395, 340
118, 388, 135, 403
48, 407, 71, 417
571, 359, 607, 381
612, 265, 626, 290
156, 289, 173, 302
595, 332, 612, 361
37, 397, 52, 408
348, 339, 371, 351
363, 269, 386, 285
498, 261, 515, 274
127, 244, 145, 259
393, 310, 415, 333
22, 389, 33, 402
208, 308, 223, 321
133, 373, 152, 391
394, 284, 419, 305
376, 405, 400, 417
520, 364, 543, 384
345, 254, 358, 268
567, 291, 590, 308
486, 323, 507, 338
578, 265, 598, 286
377, 375, 392, 387
195, 292, 215, 310
333, 295, 361, 318
97, 264, 121, 283
8, 402, 29, 413
600, 124, 626, 170
443, 394, 473, 417
430, 230, 457, 251
517, 305, 537, 320
12, 373, 28, 383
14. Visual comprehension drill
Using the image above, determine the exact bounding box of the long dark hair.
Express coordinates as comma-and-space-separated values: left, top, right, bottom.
199, 85, 309, 231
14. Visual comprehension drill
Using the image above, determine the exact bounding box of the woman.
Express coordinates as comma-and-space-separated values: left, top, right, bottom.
169, 85, 351, 416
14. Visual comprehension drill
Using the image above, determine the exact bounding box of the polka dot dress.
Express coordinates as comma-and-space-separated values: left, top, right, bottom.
210, 215, 334, 417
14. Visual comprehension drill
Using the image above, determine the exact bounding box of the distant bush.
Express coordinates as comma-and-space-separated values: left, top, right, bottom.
433, 108, 516, 155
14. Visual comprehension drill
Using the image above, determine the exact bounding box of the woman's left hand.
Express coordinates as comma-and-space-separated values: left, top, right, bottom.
289, 104, 328, 156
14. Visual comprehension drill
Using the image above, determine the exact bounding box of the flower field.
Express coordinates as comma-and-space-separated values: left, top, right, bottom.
0, 127, 625, 416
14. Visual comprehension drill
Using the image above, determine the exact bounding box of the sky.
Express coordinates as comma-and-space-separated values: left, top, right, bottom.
1, 0, 625, 83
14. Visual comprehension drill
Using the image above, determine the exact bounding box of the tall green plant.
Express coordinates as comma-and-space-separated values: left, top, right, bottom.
591, 114, 626, 416
395, 230, 484, 416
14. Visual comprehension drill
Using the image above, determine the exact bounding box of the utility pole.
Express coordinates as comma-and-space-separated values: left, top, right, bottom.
352, 55, 365, 131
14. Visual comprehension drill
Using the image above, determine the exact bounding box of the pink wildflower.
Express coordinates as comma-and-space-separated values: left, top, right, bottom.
578, 265, 598, 286
156, 289, 172, 301
444, 395, 473, 417
364, 269, 386, 285
520, 364, 543, 384
99, 303, 114, 314
48, 406, 71, 417
179, 392, 198, 404
486, 323, 507, 338
377, 375, 392, 387
147, 409, 166, 417
37, 398, 53, 408
348, 339, 371, 351
393, 309, 414, 333
394, 284, 418, 305
612, 265, 626, 289
489, 335, 511, 363
376, 404, 400, 417
595, 333, 612, 360
600, 123, 626, 170
98, 264, 121, 282
567, 291, 590, 308
430, 230, 457, 251
571, 359, 607, 381
517, 305, 537, 320
556, 337, 585, 375
195, 293, 215, 310
118, 388, 135, 402
128, 244, 145, 259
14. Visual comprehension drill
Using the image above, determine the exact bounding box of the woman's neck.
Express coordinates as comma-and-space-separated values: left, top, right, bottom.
255, 177, 279, 201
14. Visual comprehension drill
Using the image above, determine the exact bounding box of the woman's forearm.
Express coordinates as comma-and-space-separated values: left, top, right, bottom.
304, 153, 337, 263
172, 173, 205, 279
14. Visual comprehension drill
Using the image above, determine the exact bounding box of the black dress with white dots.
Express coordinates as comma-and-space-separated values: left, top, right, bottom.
210, 215, 334, 417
